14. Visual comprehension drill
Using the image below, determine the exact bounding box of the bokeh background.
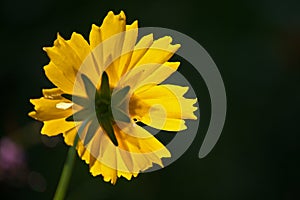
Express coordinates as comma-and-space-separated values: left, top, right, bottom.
0, 0, 299, 199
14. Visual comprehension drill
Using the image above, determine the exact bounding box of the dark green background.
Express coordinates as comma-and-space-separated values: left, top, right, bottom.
0, 0, 299, 199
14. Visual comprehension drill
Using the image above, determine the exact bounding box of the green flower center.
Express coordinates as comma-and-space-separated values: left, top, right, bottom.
63, 72, 131, 147
95, 72, 131, 146
95, 72, 118, 146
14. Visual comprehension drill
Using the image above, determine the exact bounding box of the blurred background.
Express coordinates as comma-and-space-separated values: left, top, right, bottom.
0, 0, 299, 199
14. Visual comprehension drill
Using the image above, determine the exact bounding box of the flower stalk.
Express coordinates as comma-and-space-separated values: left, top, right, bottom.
53, 135, 79, 200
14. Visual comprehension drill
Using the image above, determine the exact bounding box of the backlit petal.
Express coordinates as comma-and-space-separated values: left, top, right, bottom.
116, 61, 180, 91
76, 121, 170, 184
29, 97, 72, 121
43, 33, 90, 89
44, 62, 74, 94
128, 36, 180, 72
130, 84, 197, 131
89, 11, 127, 87
41, 118, 75, 137
119, 21, 139, 78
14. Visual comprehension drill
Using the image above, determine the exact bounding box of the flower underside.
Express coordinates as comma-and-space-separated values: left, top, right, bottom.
29, 11, 198, 184
64, 71, 131, 147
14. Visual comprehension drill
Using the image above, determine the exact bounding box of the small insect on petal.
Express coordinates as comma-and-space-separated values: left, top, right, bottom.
56, 102, 74, 110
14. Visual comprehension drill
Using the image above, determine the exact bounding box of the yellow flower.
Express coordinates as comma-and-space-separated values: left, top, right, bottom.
29, 11, 197, 184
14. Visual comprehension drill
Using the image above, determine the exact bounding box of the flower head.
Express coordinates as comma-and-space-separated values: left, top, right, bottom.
29, 11, 197, 184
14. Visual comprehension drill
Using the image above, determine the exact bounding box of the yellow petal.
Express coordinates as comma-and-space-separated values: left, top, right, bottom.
29, 97, 72, 121
116, 35, 181, 90
63, 126, 79, 146
89, 11, 127, 87
100, 11, 126, 45
130, 84, 197, 131
43, 33, 90, 95
119, 21, 139, 77
128, 36, 180, 73
42, 88, 63, 99
89, 11, 126, 49
29, 87, 77, 139
43, 33, 90, 84
90, 159, 118, 184
116, 122, 171, 172
41, 118, 75, 137
88, 24, 104, 81
116, 61, 180, 91
101, 11, 126, 86
44, 62, 75, 94
67, 33, 90, 63
89, 24, 102, 51
76, 132, 120, 184
125, 34, 154, 72
75, 120, 170, 184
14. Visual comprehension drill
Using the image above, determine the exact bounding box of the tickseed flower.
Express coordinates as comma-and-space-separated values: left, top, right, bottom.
29, 11, 197, 184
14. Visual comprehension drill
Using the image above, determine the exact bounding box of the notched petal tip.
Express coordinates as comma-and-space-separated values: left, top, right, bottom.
91, 24, 100, 30
53, 33, 65, 47
107, 11, 114, 16
29, 98, 34, 104
28, 111, 37, 119
104, 10, 126, 24
42, 33, 63, 52
173, 43, 181, 49
128, 20, 138, 28
160, 36, 181, 49
29, 98, 39, 106
119, 10, 126, 20
150, 35, 181, 54
146, 33, 154, 40
165, 36, 173, 43
42, 47, 48, 52
56, 32, 63, 39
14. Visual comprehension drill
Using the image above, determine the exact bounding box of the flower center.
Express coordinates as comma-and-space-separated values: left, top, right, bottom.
63, 72, 131, 146
95, 93, 111, 117
94, 72, 118, 146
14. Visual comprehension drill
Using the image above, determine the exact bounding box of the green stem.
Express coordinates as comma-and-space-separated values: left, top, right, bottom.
53, 136, 79, 200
